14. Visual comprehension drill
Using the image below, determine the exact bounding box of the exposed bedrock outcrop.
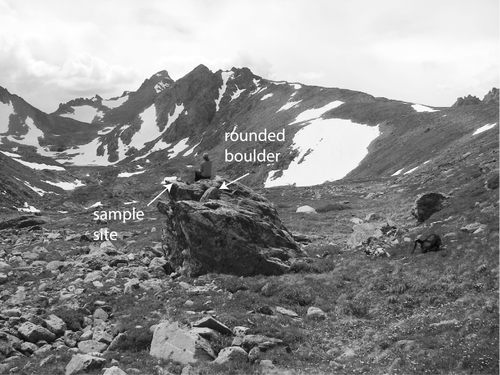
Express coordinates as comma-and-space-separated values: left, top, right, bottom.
157, 180, 306, 277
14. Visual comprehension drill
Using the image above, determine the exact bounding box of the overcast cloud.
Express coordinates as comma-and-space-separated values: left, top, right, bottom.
0, 0, 498, 112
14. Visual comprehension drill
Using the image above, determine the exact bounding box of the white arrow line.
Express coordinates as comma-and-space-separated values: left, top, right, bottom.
220, 173, 249, 190
147, 184, 173, 206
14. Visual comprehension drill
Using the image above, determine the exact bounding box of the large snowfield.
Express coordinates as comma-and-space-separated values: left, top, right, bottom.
265, 118, 380, 187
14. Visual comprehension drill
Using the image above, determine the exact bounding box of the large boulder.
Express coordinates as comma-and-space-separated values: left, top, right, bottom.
150, 320, 215, 365
157, 181, 305, 277
411, 192, 449, 222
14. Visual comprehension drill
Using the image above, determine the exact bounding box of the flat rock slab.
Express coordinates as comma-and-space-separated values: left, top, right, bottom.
192, 316, 233, 335
77, 340, 108, 354
150, 320, 215, 365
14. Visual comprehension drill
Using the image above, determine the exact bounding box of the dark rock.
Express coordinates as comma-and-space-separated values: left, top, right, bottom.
157, 182, 305, 277
199, 187, 220, 202
0, 215, 47, 230
192, 316, 232, 335
411, 192, 449, 222
486, 172, 499, 190
452, 94, 482, 107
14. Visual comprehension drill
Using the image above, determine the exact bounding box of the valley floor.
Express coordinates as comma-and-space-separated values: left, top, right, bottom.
0, 174, 498, 375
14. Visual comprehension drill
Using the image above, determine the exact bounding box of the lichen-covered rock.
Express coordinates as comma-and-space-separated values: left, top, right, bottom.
158, 182, 305, 277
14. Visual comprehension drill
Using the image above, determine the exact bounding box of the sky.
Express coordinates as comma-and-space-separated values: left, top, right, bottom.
0, 0, 498, 113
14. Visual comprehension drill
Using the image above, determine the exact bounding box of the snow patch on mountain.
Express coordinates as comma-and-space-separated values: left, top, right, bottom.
0, 150, 20, 158
134, 139, 172, 161
98, 127, 114, 135
278, 100, 302, 112
392, 168, 404, 176
60, 105, 100, 123
290, 101, 344, 125
473, 123, 497, 135
102, 94, 129, 109
128, 104, 161, 150
265, 118, 380, 187
183, 140, 201, 156
154, 81, 170, 93
230, 86, 245, 102
44, 180, 85, 190
23, 181, 46, 196
118, 170, 146, 178
169, 137, 190, 158
59, 138, 112, 166
412, 104, 439, 113
14, 159, 65, 171
261, 93, 273, 101
215, 71, 234, 111
0, 100, 13, 133
165, 104, 185, 131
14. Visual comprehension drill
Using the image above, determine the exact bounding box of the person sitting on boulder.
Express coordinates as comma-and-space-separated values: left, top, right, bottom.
195, 153, 212, 182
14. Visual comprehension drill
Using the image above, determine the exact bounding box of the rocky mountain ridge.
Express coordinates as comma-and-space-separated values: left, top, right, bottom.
0, 65, 498, 213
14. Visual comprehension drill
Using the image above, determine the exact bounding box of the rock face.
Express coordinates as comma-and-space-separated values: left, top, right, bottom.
158, 180, 305, 277
411, 192, 449, 222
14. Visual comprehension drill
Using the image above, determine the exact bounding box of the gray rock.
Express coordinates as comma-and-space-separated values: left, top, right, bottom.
460, 222, 486, 233
307, 307, 327, 320
93, 308, 109, 321
150, 320, 215, 365
17, 322, 56, 343
0, 261, 11, 272
63, 331, 79, 348
103, 366, 128, 375
77, 340, 108, 354
107, 332, 128, 351
213, 346, 248, 365
44, 314, 67, 336
93, 328, 113, 344
276, 306, 298, 317
20, 341, 38, 354
65, 354, 106, 375
364, 213, 381, 221
241, 334, 283, 351
296, 205, 317, 214
347, 223, 383, 248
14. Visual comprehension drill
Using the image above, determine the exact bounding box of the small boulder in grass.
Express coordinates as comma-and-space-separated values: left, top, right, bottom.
296, 205, 317, 214
213, 346, 248, 365
307, 306, 327, 320
65, 354, 106, 375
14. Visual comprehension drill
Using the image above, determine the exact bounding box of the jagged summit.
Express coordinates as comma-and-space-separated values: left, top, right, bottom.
452, 87, 499, 107
0, 65, 498, 189
483, 87, 499, 105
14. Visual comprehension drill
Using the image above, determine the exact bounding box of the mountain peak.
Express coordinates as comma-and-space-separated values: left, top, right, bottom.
452, 87, 499, 107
